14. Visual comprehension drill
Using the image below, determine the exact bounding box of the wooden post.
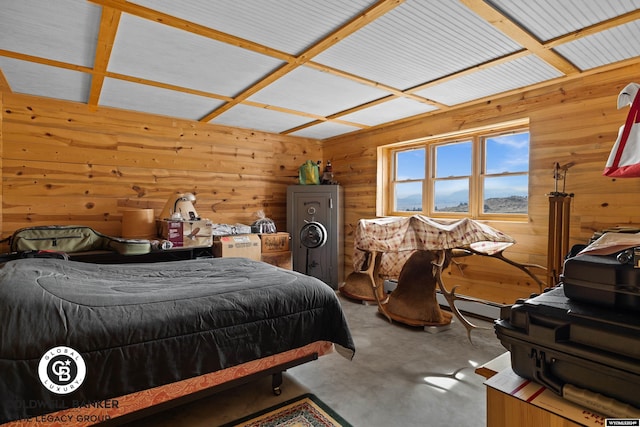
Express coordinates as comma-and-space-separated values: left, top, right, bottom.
547, 193, 573, 287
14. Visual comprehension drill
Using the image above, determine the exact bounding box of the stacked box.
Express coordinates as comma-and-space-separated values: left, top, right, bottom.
212, 234, 261, 261
261, 251, 292, 270
159, 220, 213, 248
259, 232, 290, 252
259, 232, 291, 269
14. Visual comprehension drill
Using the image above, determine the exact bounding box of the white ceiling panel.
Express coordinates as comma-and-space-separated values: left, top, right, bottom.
2, 1, 638, 140
414, 55, 563, 106
313, 0, 522, 91
109, 14, 285, 96
340, 98, 439, 126
129, 0, 377, 56
210, 104, 314, 134
487, 0, 640, 42
0, 57, 90, 103
100, 77, 225, 120
290, 121, 362, 140
248, 66, 390, 117
554, 21, 640, 71
0, 0, 100, 67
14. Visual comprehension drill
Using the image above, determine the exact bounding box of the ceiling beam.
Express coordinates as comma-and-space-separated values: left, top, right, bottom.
198, 62, 299, 122
403, 8, 640, 100
88, 0, 293, 63
401, 5, 640, 105
288, 0, 616, 132
200, 0, 404, 123
85, 0, 607, 134
306, 61, 446, 109
283, 92, 442, 135
3, 0, 632, 138
295, 0, 404, 64
88, 7, 121, 110
88, 0, 404, 130
326, 55, 640, 142
242, 99, 367, 129
282, 97, 400, 135
290, 4, 640, 132
0, 49, 93, 74
407, 50, 531, 94
545, 8, 640, 49
459, 0, 580, 75
106, 71, 233, 102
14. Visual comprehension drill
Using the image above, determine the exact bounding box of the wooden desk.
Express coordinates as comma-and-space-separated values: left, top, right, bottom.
476, 353, 607, 427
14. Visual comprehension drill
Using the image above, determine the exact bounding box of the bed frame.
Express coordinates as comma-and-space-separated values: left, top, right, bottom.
3, 342, 334, 427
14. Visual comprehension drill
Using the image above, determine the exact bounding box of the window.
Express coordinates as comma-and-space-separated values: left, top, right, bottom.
433, 140, 472, 214
394, 148, 425, 212
381, 120, 529, 220
482, 131, 529, 215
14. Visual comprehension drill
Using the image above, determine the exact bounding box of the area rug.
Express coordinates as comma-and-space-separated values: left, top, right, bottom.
221, 393, 353, 427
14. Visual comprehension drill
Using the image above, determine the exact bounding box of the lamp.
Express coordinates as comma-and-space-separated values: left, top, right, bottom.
160, 192, 200, 221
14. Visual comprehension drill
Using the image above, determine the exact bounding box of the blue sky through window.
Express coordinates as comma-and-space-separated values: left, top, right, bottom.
436, 141, 471, 177
394, 131, 529, 212
485, 132, 529, 174
396, 148, 424, 180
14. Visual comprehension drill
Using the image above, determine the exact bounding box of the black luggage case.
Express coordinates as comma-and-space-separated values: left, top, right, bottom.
495, 287, 640, 412
561, 252, 640, 310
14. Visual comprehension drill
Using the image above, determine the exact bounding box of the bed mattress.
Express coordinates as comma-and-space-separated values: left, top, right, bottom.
0, 257, 355, 423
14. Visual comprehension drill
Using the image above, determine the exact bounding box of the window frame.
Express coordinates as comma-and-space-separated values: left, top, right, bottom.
378, 119, 530, 221
431, 138, 475, 216
391, 147, 426, 213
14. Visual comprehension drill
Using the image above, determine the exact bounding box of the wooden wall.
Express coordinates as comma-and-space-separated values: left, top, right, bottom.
324, 62, 640, 304
0, 92, 322, 246
2, 63, 640, 305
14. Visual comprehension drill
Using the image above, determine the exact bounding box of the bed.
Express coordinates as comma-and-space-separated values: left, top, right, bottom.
0, 257, 355, 425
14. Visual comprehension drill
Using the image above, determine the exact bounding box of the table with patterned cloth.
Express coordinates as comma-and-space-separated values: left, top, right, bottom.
353, 215, 515, 279
350, 215, 529, 337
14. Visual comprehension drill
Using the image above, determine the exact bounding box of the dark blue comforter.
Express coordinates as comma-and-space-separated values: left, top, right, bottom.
0, 257, 355, 423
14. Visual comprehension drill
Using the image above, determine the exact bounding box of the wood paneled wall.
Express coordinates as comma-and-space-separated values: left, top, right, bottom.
324, 63, 640, 304
0, 92, 322, 246
2, 63, 640, 305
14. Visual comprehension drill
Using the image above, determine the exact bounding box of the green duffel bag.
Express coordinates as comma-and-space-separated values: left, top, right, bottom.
9, 225, 151, 255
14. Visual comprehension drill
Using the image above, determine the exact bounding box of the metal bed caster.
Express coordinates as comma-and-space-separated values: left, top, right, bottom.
272, 372, 283, 395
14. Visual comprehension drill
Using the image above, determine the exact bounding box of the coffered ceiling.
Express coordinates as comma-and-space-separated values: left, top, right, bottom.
1, 0, 639, 140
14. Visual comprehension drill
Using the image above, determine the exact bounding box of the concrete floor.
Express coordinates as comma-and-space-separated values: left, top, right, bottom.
126, 294, 507, 427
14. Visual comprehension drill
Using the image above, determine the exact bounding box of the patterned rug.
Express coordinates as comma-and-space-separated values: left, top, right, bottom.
221, 393, 353, 427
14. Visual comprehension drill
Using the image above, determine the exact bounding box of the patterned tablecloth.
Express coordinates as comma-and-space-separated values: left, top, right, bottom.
353, 215, 515, 279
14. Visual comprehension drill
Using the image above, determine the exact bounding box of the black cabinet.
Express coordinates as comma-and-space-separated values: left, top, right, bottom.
286, 185, 343, 289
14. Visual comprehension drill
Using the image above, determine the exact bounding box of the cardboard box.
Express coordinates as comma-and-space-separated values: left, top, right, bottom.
259, 232, 290, 253
261, 251, 292, 270
159, 219, 214, 248
213, 234, 261, 261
